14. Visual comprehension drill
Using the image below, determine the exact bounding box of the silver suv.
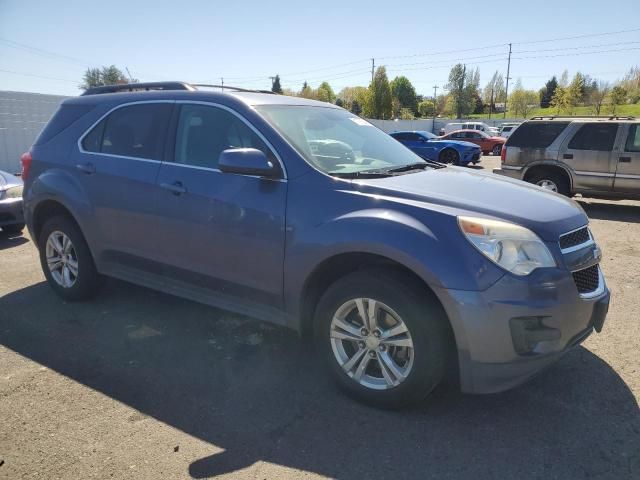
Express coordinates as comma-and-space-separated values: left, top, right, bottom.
493, 116, 640, 199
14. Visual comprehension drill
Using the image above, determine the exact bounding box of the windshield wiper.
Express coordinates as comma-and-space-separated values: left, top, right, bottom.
328, 170, 393, 179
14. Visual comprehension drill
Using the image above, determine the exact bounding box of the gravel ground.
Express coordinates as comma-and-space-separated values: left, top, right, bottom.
1, 156, 638, 479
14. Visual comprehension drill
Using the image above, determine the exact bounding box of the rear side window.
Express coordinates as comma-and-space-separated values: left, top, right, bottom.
625, 124, 640, 152
506, 121, 569, 148
81, 103, 172, 160
568, 123, 618, 151
35, 104, 94, 145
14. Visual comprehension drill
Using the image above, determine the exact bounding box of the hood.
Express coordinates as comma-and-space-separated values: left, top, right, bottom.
489, 136, 505, 142
428, 140, 479, 149
353, 167, 587, 241
0, 170, 22, 189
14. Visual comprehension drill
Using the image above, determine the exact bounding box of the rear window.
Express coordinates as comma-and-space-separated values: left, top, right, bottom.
505, 121, 569, 148
34, 104, 94, 145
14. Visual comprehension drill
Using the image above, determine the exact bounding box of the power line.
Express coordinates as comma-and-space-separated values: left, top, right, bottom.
513, 40, 640, 54
512, 46, 640, 60
513, 27, 640, 45
0, 68, 78, 83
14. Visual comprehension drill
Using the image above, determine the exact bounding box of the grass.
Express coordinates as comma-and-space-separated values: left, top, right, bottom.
463, 103, 640, 120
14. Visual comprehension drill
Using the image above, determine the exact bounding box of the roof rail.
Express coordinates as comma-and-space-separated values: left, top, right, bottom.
81, 81, 279, 96
191, 84, 276, 94
529, 115, 635, 120
81, 81, 197, 96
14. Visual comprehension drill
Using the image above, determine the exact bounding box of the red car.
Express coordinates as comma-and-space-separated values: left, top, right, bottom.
440, 129, 505, 155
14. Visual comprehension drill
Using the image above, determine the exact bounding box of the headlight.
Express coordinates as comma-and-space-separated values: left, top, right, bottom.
458, 216, 556, 275
4, 185, 23, 199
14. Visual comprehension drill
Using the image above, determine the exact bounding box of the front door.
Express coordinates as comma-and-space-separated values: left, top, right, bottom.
614, 123, 640, 194
560, 122, 620, 192
154, 103, 287, 308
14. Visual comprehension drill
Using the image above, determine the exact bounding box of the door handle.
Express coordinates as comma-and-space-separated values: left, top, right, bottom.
160, 181, 187, 195
563, 154, 573, 160
76, 162, 95, 174
619, 156, 632, 163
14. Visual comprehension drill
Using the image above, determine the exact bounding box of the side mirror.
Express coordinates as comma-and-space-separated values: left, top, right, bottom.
218, 148, 278, 178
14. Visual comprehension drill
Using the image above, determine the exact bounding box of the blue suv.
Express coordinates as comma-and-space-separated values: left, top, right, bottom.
22, 82, 610, 408
390, 130, 482, 166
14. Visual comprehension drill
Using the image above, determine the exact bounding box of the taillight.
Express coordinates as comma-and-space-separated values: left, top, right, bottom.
500, 146, 507, 163
20, 151, 32, 180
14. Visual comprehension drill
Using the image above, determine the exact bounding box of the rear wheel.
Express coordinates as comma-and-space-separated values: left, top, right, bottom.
38, 215, 104, 301
527, 170, 571, 197
315, 270, 449, 409
439, 149, 460, 165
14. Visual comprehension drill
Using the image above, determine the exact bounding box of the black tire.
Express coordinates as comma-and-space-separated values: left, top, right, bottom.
527, 170, 571, 197
38, 215, 104, 301
438, 148, 460, 165
492, 144, 502, 156
2, 222, 25, 234
314, 269, 450, 409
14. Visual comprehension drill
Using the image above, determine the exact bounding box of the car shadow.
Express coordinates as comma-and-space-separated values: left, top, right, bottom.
1, 281, 638, 479
0, 232, 29, 250
577, 200, 640, 224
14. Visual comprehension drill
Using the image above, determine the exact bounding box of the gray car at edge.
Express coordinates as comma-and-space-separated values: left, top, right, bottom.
21, 82, 610, 408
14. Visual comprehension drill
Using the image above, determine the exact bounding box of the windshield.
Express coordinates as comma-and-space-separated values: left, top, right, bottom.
256, 105, 427, 176
420, 131, 438, 140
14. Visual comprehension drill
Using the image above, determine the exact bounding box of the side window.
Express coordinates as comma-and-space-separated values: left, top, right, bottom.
471, 132, 482, 139
174, 104, 277, 169
568, 123, 618, 151
625, 124, 640, 152
506, 122, 570, 148
82, 103, 172, 159
406, 133, 421, 141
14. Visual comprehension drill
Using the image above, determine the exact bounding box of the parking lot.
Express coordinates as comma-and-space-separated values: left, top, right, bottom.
0, 155, 638, 480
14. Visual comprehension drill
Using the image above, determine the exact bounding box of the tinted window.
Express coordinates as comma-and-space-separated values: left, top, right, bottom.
506, 121, 569, 148
174, 104, 276, 169
82, 103, 172, 159
625, 124, 640, 152
391, 132, 409, 141
568, 123, 618, 151
36, 104, 94, 146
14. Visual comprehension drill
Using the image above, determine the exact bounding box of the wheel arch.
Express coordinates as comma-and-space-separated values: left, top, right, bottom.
31, 199, 82, 245
523, 162, 574, 191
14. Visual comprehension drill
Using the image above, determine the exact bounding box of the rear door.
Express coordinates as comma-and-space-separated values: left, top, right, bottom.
75, 101, 173, 265
560, 122, 620, 192
614, 123, 640, 194
154, 102, 287, 308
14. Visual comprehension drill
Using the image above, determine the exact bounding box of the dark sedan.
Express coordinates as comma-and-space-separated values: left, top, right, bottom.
0, 169, 25, 234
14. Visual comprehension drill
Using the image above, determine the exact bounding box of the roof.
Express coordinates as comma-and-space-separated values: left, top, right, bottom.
65, 81, 339, 109
528, 115, 636, 122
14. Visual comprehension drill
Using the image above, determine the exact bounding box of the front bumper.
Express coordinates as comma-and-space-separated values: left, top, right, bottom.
0, 197, 25, 227
434, 266, 610, 394
462, 150, 482, 164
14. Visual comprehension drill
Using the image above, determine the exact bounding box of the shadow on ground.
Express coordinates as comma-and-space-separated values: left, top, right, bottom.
1, 281, 638, 479
0, 232, 28, 250
577, 200, 640, 224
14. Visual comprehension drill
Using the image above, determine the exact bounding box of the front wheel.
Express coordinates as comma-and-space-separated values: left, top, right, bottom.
314, 270, 450, 409
492, 144, 502, 156
438, 149, 460, 165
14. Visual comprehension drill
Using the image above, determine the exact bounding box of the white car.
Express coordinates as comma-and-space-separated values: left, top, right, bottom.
440, 121, 499, 136
498, 123, 521, 138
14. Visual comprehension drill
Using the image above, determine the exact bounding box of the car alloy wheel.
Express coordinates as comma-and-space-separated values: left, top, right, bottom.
536, 179, 558, 192
330, 297, 414, 390
492, 144, 502, 155
440, 149, 459, 165
45, 230, 79, 288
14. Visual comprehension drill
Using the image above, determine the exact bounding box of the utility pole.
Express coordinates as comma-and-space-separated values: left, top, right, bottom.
371, 58, 375, 84
221, 77, 224, 90
457, 64, 466, 120
432, 85, 439, 134
504, 43, 512, 118
125, 67, 133, 82
489, 87, 494, 119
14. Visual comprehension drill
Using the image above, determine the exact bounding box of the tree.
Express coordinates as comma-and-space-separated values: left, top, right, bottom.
80, 65, 132, 90
567, 72, 586, 110
271, 75, 283, 94
316, 81, 336, 103
550, 86, 570, 114
590, 80, 610, 115
539, 76, 558, 108
609, 85, 628, 114
620, 66, 640, 103
350, 99, 362, 116
482, 71, 505, 111
509, 80, 538, 118
417, 100, 436, 117
337, 86, 368, 111
368, 66, 392, 119
299, 81, 316, 99
335, 98, 344, 107
390, 76, 418, 114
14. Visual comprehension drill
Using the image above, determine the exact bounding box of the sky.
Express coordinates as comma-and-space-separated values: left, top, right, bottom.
1, 0, 639, 97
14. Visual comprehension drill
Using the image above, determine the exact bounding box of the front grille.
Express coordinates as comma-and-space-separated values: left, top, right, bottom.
559, 227, 590, 250
572, 265, 600, 294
